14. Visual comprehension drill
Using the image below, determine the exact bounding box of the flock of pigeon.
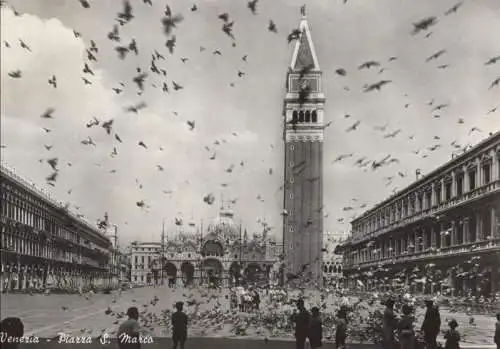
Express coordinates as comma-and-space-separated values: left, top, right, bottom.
50, 284, 495, 343
2, 0, 499, 239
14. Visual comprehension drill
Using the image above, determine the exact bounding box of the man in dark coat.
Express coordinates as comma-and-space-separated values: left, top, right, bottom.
0, 317, 24, 349
382, 298, 398, 349
291, 298, 310, 349
421, 299, 441, 349
309, 306, 323, 349
117, 307, 141, 349
171, 301, 188, 349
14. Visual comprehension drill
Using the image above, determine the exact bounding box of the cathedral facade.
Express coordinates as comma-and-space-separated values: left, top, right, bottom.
282, 8, 325, 285
130, 206, 283, 287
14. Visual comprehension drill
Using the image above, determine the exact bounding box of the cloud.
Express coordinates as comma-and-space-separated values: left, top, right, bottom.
1, 0, 500, 246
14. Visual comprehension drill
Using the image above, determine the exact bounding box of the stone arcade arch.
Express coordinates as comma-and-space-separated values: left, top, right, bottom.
164, 262, 177, 278
202, 258, 223, 286
229, 261, 242, 286
181, 262, 195, 285
202, 240, 224, 257
244, 263, 263, 283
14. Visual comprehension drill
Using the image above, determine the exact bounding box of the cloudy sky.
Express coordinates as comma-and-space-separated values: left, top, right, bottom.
1, 0, 499, 246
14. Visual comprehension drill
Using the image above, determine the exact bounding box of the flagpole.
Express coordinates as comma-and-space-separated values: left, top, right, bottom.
161, 218, 165, 285
199, 219, 203, 286
239, 221, 243, 285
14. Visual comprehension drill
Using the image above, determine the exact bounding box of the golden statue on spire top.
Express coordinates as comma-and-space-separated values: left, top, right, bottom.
300, 5, 306, 16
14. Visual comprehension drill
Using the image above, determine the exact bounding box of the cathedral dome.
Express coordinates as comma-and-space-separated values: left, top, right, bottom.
206, 208, 240, 243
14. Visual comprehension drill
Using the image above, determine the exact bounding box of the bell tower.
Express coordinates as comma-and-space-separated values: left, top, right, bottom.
282, 6, 325, 286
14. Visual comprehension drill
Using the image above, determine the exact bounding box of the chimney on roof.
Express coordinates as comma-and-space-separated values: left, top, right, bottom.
415, 169, 422, 181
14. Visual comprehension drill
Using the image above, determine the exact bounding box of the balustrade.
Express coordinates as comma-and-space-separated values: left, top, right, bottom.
347, 179, 499, 247
344, 238, 499, 270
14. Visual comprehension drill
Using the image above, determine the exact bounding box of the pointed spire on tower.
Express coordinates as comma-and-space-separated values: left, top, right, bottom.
290, 5, 320, 71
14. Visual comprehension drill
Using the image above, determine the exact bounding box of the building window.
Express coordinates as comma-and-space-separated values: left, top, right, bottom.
456, 174, 463, 196
290, 193, 294, 199
290, 145, 295, 151
289, 225, 295, 233
425, 190, 432, 209
299, 111, 304, 122
312, 110, 317, 123
435, 185, 441, 205
305, 110, 311, 122
292, 111, 298, 123
483, 163, 491, 184
445, 182, 452, 200
469, 170, 476, 190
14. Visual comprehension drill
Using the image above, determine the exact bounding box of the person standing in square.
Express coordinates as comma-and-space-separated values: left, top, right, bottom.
495, 313, 500, 349
444, 319, 460, 349
117, 307, 141, 349
308, 306, 323, 349
172, 301, 188, 349
335, 306, 348, 349
291, 298, 310, 349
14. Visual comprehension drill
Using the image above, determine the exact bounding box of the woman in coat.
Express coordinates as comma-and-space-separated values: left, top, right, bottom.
398, 304, 415, 349
383, 298, 398, 349
309, 306, 323, 349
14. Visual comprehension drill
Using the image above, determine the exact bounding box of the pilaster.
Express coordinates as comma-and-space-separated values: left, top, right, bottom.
431, 183, 437, 207
451, 171, 457, 197
492, 149, 499, 181
492, 207, 499, 238
476, 210, 484, 241
476, 158, 482, 187
451, 220, 456, 246
431, 226, 437, 248
440, 179, 445, 203
463, 166, 470, 193
463, 218, 470, 244
422, 228, 428, 250
440, 223, 446, 248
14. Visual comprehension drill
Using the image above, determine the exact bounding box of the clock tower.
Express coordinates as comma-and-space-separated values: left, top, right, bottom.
282, 6, 325, 286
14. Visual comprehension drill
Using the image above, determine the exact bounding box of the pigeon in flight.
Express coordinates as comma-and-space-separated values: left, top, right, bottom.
411, 16, 438, 35
444, 1, 463, 16
78, 0, 90, 9
161, 7, 184, 36
268, 20, 277, 33
363, 80, 392, 92
346, 121, 360, 132
358, 61, 380, 69
48, 75, 57, 88
41, 108, 55, 119
247, 0, 258, 14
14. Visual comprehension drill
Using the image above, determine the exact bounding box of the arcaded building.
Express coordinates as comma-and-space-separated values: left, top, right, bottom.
322, 231, 348, 288
336, 132, 500, 296
130, 205, 282, 287
0, 163, 117, 292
